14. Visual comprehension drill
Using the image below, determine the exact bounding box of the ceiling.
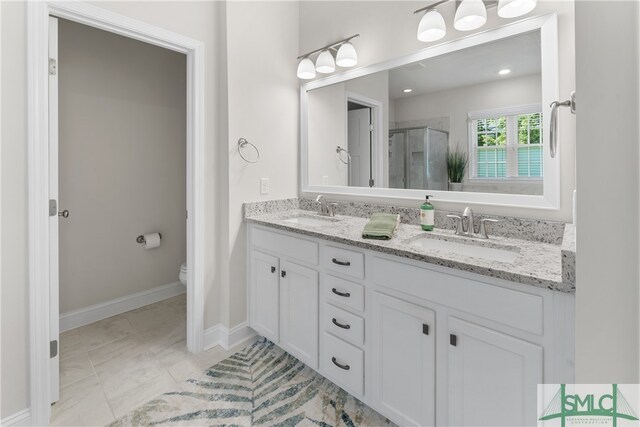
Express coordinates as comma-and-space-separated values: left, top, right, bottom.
388, 31, 541, 99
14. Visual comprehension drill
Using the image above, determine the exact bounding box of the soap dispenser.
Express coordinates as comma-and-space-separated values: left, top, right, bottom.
420, 195, 435, 231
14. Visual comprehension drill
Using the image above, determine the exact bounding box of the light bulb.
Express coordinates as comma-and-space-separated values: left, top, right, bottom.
316, 50, 335, 74
336, 42, 358, 67
417, 10, 447, 42
297, 57, 316, 80
454, 0, 487, 31
498, 0, 537, 18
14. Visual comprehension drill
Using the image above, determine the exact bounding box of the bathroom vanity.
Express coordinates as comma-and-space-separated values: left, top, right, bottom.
245, 204, 575, 427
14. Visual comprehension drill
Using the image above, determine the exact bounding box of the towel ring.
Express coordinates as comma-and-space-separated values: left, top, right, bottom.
336, 146, 351, 165
238, 138, 260, 163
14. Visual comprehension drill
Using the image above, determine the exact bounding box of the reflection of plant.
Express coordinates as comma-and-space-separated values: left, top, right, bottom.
447, 148, 468, 183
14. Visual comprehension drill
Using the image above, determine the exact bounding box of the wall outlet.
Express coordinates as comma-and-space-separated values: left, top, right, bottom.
260, 178, 270, 195
322, 176, 329, 186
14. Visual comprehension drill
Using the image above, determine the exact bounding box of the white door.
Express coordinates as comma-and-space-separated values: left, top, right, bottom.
249, 251, 280, 342
347, 108, 371, 187
279, 261, 319, 368
49, 15, 60, 404
448, 317, 543, 426
371, 292, 435, 426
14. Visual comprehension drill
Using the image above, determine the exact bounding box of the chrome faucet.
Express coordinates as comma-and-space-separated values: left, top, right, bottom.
315, 195, 337, 217
462, 206, 475, 235
447, 206, 498, 238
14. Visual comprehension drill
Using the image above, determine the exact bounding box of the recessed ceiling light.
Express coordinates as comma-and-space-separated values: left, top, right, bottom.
498, 69, 511, 75
403, 88, 413, 93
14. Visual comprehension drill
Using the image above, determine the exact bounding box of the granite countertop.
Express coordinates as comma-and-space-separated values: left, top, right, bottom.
245, 208, 575, 294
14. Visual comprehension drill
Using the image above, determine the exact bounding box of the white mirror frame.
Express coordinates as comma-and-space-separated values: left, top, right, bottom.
300, 13, 559, 211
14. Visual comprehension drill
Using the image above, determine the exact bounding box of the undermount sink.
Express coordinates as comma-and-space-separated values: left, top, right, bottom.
282, 214, 340, 227
409, 235, 521, 264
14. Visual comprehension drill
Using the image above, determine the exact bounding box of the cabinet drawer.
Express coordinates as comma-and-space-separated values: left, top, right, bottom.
372, 257, 544, 335
252, 226, 318, 265
323, 303, 364, 346
323, 245, 365, 279
321, 332, 364, 396
323, 275, 365, 312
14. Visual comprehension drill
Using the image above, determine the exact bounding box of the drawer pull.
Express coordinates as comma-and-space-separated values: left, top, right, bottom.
331, 288, 351, 298
332, 318, 351, 330
450, 334, 457, 346
332, 258, 351, 266
331, 357, 350, 371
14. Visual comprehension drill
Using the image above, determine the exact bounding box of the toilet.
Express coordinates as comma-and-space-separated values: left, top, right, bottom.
179, 262, 187, 286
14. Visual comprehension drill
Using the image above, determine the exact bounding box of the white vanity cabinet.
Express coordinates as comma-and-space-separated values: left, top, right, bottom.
447, 317, 543, 427
279, 261, 319, 368
247, 224, 574, 427
371, 292, 436, 426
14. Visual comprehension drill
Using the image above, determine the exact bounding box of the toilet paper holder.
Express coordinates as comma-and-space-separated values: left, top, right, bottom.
136, 233, 162, 244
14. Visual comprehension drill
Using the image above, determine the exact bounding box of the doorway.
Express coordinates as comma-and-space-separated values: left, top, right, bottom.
345, 93, 383, 188
27, 2, 206, 424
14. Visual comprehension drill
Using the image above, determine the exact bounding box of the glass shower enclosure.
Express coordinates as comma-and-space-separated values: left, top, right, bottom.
388, 127, 449, 190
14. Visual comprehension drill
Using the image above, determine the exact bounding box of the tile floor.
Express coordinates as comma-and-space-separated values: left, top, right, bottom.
51, 295, 248, 426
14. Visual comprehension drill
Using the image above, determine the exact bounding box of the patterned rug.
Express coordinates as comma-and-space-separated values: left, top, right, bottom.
109, 337, 394, 426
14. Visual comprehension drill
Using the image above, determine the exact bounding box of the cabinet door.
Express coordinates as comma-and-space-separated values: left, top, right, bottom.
280, 261, 319, 368
448, 317, 543, 426
372, 292, 435, 426
249, 251, 280, 342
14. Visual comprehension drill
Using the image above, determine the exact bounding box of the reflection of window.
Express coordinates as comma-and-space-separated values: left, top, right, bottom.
469, 106, 543, 180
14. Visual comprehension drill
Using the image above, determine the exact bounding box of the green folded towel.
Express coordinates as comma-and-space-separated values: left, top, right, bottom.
362, 213, 400, 240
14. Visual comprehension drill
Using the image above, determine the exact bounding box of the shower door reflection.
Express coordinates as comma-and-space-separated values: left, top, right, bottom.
388, 127, 448, 190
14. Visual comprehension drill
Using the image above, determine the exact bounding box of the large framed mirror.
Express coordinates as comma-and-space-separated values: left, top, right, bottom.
301, 14, 560, 209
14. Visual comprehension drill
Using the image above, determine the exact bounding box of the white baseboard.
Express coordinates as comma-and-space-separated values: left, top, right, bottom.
203, 322, 256, 351
1, 409, 31, 426
60, 281, 186, 332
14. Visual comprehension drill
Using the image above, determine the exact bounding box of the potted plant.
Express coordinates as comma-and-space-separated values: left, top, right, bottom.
447, 148, 468, 191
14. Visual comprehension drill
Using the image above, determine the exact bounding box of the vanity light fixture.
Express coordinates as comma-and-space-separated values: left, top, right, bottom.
316, 50, 336, 74
414, 0, 536, 42
296, 34, 360, 80
336, 42, 358, 67
497, 0, 537, 18
297, 57, 316, 80
454, 0, 487, 31
417, 9, 447, 42
498, 68, 511, 75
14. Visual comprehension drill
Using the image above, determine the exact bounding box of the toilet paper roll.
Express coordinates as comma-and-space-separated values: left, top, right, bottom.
143, 233, 161, 249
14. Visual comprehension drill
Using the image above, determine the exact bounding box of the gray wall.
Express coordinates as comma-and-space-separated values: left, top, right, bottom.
575, 0, 639, 383
0, 1, 225, 418
58, 20, 186, 314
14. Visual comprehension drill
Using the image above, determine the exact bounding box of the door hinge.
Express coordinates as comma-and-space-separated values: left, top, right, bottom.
422, 324, 429, 335
49, 199, 57, 217
49, 58, 57, 75
369, 124, 374, 132
50, 340, 58, 358
368, 178, 375, 187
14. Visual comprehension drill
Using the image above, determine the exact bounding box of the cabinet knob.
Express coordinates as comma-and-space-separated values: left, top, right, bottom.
423, 324, 429, 335
271, 266, 276, 273
450, 334, 457, 346
281, 270, 286, 278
